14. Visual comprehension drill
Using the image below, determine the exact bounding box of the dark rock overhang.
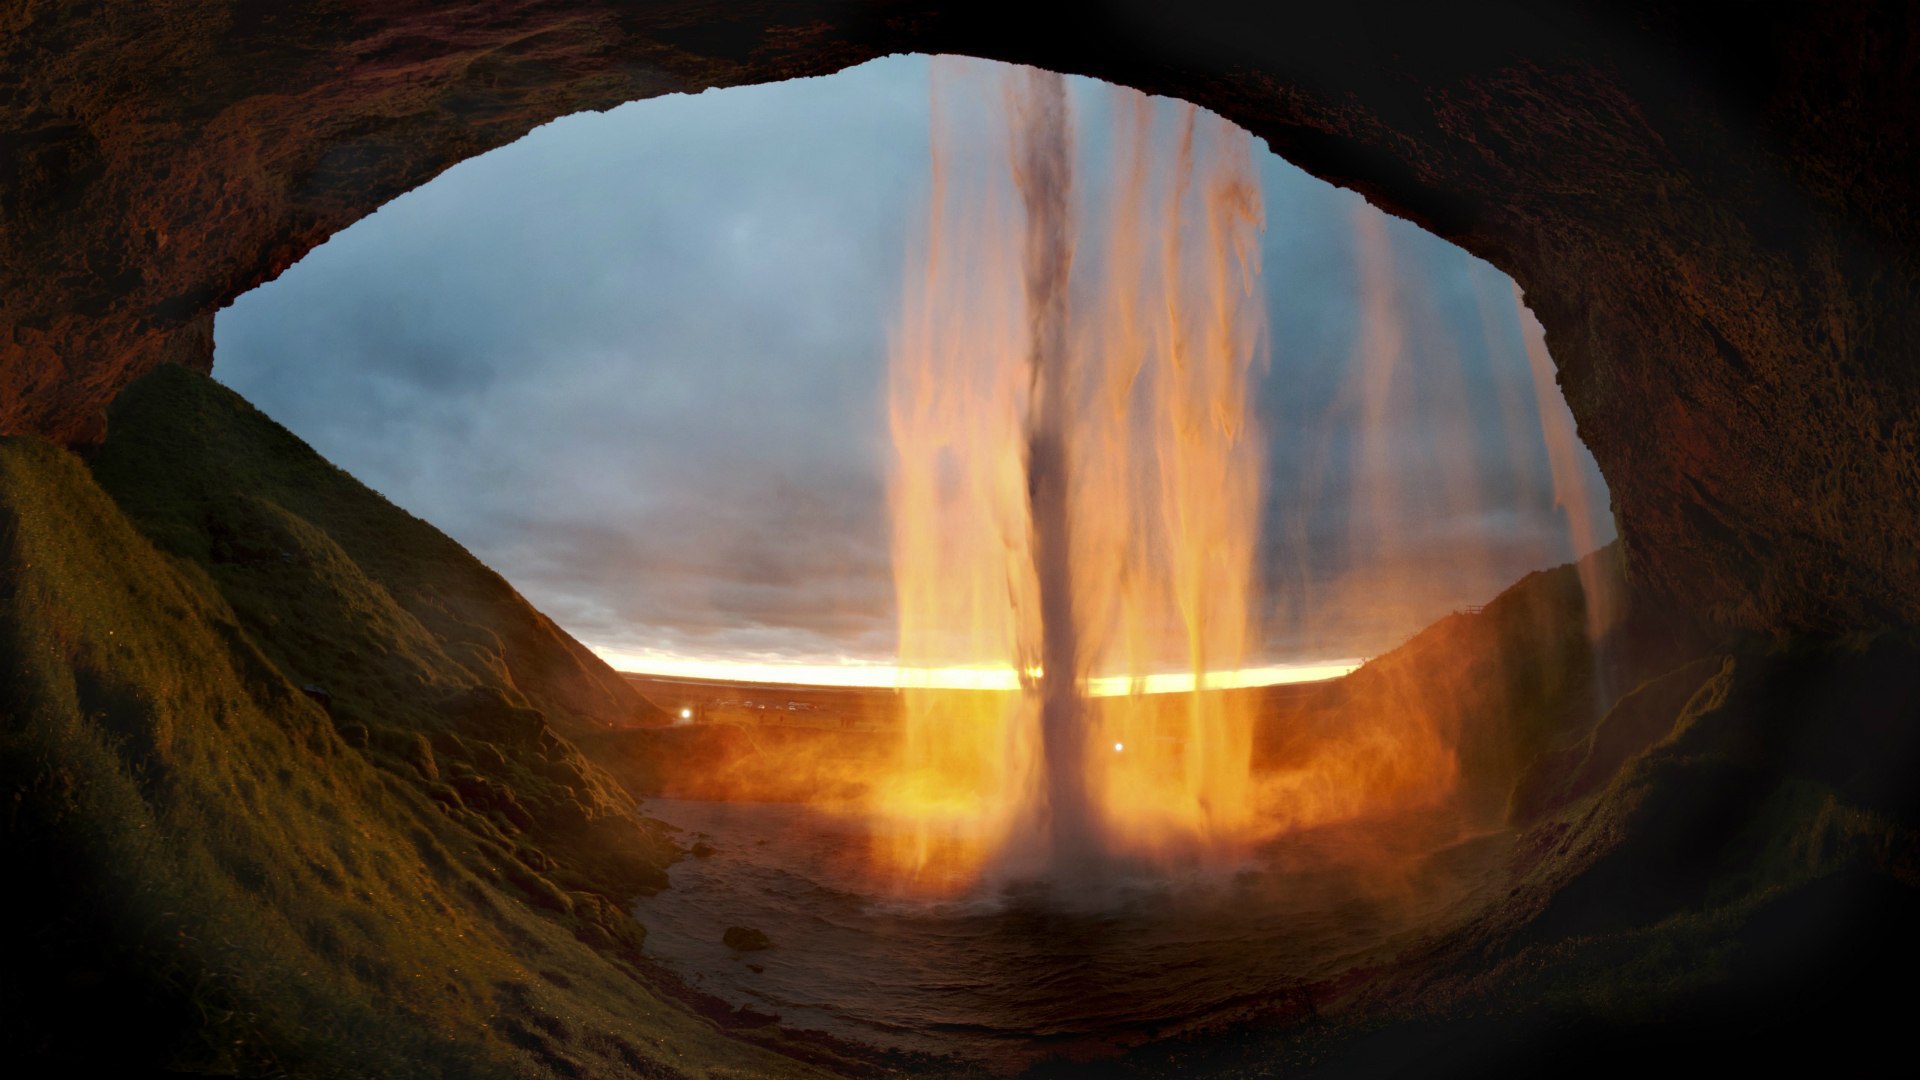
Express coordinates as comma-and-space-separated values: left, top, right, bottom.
3, 0, 1915, 633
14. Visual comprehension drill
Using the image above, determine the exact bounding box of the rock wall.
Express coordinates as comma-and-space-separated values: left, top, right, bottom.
3, 1, 1915, 633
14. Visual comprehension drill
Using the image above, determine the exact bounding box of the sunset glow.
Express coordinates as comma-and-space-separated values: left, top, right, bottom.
590, 646, 1360, 693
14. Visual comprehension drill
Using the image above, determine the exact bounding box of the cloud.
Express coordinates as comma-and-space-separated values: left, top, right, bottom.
214, 55, 1612, 669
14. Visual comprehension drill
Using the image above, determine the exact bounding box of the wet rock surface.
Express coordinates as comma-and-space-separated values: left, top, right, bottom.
723, 925, 775, 952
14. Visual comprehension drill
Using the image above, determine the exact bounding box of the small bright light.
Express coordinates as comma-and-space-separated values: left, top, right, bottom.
679, 707, 693, 720
1113, 742, 1125, 753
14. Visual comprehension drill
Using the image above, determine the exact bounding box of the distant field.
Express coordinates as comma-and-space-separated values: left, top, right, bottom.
622, 672, 1335, 736
613, 671, 1347, 803
623, 674, 909, 730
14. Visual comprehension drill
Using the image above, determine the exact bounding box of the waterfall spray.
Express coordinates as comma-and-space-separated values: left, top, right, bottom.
1005, 68, 1098, 866
1513, 284, 1618, 646
881, 60, 1270, 885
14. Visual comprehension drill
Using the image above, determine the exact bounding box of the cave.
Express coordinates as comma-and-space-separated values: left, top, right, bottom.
4, 3, 1919, 1077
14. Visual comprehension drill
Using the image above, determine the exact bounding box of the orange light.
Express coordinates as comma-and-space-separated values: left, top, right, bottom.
594, 648, 1361, 694
601, 61, 1471, 894
876, 61, 1278, 883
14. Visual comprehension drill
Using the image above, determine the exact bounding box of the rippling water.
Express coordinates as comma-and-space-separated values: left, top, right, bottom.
631, 799, 1510, 1069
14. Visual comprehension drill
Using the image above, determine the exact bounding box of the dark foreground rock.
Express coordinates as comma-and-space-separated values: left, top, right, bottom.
1078, 633, 1920, 1079
724, 926, 776, 952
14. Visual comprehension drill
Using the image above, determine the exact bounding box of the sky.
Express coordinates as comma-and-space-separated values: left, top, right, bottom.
213, 55, 1613, 678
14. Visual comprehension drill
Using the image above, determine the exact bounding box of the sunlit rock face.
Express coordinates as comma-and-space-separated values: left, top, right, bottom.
3, 1, 1916, 634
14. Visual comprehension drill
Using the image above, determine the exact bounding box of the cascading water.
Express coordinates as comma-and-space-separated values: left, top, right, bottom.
880, 60, 1270, 884
629, 59, 1598, 1061
1513, 284, 1618, 645
1006, 67, 1097, 869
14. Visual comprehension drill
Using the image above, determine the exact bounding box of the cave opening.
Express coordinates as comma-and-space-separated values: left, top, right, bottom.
201, 54, 1627, 1065
214, 53, 1612, 691
10, 7, 1920, 1074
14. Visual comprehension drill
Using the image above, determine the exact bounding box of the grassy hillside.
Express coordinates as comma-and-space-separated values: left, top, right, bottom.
0, 366, 860, 1077
88, 362, 657, 737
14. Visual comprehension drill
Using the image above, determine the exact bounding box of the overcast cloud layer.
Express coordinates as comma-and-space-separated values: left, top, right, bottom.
214, 55, 1613, 670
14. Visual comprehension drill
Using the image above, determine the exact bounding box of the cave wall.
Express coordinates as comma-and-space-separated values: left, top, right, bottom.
4, 0, 1916, 634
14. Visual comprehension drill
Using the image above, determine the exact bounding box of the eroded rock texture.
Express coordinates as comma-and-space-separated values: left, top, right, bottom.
3, 1, 1916, 633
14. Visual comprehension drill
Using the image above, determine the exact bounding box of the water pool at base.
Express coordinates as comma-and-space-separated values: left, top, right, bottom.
631, 798, 1511, 1069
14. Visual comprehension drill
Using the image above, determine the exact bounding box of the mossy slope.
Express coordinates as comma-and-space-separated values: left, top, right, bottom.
88, 362, 654, 737
0, 366, 842, 1077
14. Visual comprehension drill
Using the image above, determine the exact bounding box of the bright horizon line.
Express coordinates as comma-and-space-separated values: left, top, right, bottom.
587, 647, 1364, 694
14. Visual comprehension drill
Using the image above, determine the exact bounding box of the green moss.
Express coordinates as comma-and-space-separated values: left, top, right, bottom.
88, 362, 661, 736
0, 366, 840, 1077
